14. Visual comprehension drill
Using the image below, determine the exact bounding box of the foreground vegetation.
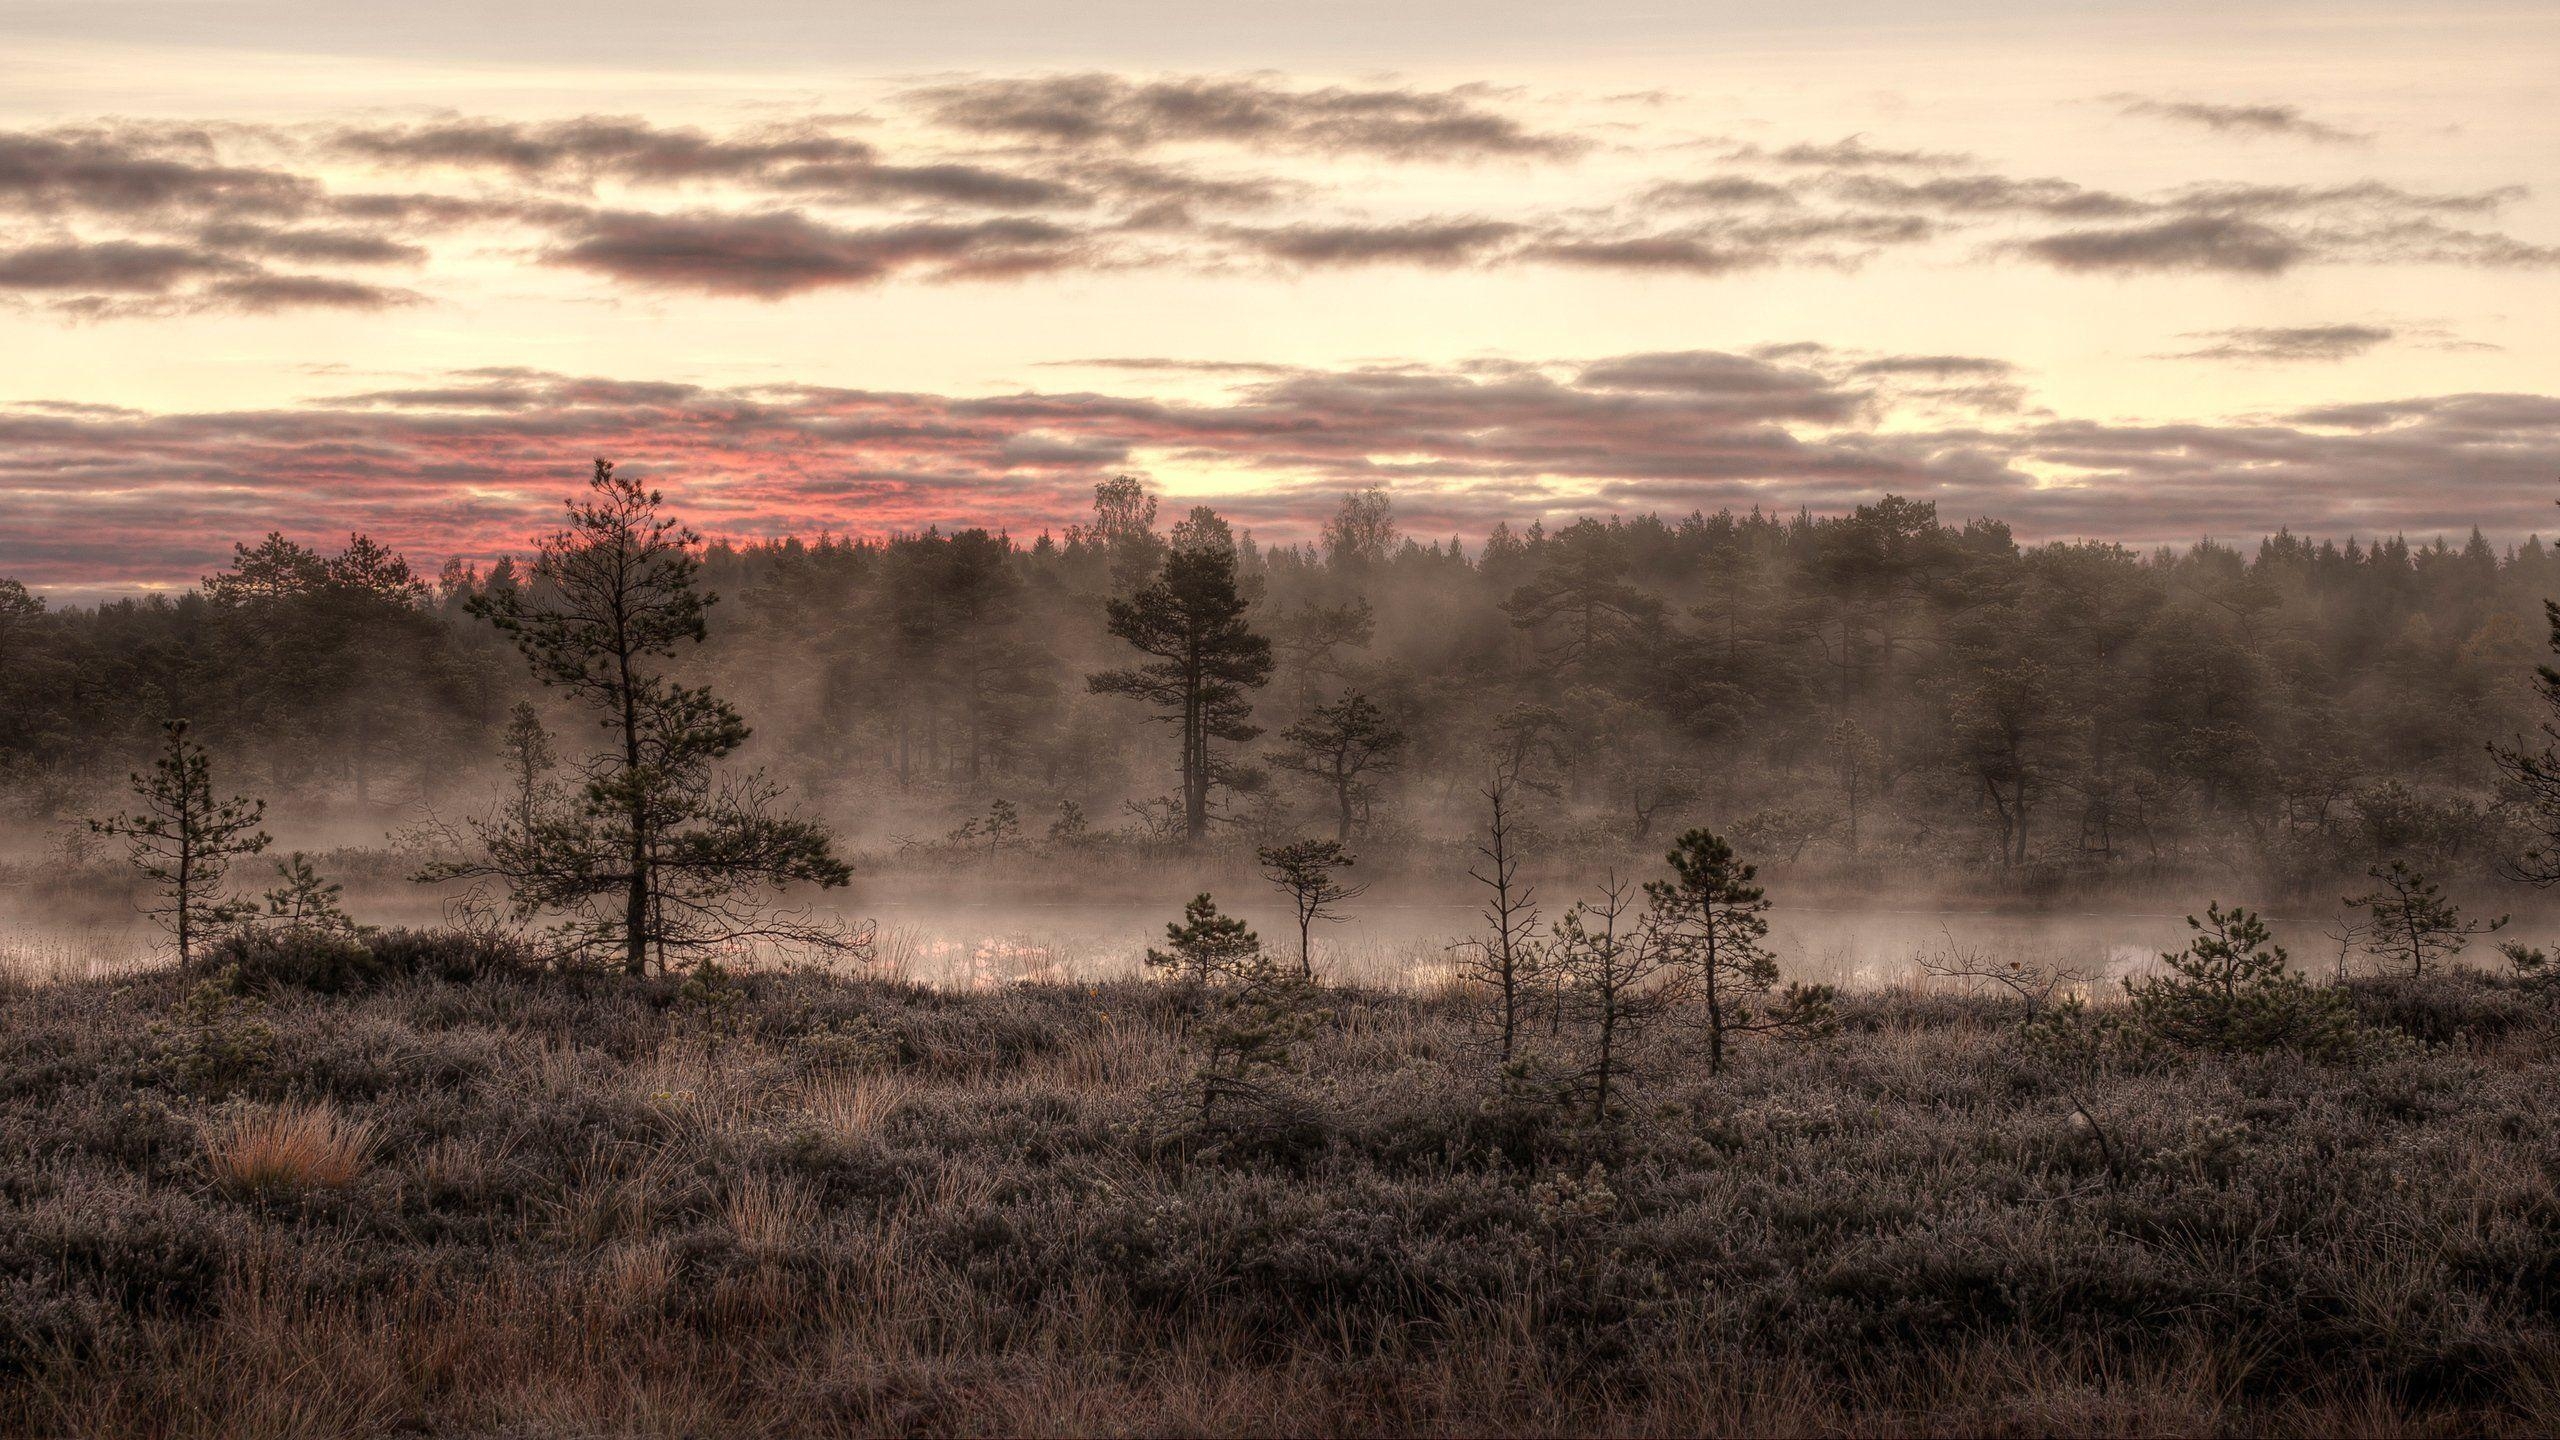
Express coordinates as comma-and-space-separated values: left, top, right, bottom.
3, 929, 2558, 1438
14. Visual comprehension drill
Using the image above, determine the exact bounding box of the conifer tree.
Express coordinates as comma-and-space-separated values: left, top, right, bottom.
1270, 692, 1406, 841
443, 459, 853, 974
1646, 828, 1832, 1075
2127, 903, 2357, 1055
1145, 893, 1263, 987
92, 720, 270, 965
1088, 517, 1273, 842
2345, 861, 2505, 979
1258, 839, 1365, 978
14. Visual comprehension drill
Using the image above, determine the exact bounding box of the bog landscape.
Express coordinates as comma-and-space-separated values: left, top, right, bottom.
3, 3, 2558, 1435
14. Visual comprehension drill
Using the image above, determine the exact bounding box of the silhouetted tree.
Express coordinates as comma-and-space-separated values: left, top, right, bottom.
91, 720, 270, 965
450, 459, 853, 973
1258, 838, 1366, 978
1321, 485, 1399, 573
2345, 861, 2504, 978
1089, 521, 1273, 842
2127, 903, 2357, 1057
1271, 597, 1375, 711
261, 851, 360, 937
1646, 828, 1832, 1075
1270, 692, 1406, 840
498, 701, 560, 836
1456, 766, 1542, 1060
1550, 873, 1670, 1124
1146, 893, 1263, 987
1502, 518, 1663, 676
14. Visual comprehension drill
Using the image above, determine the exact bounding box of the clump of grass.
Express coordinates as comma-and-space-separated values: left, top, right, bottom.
723, 1173, 821, 1253
200, 1101, 376, 1199
799, 1071, 914, 1137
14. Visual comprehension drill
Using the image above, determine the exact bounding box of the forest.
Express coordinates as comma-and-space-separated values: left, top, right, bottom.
1, 468, 2549, 899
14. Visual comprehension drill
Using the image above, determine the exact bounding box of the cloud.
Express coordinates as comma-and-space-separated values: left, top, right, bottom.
11, 351, 2552, 592
1729, 136, 1972, 169
197, 222, 424, 265
0, 240, 239, 292
2112, 96, 2369, 145
2163, 324, 2398, 362
907, 74, 1588, 159
0, 126, 315, 218
333, 115, 1106, 211
1640, 177, 1800, 209
545, 210, 1091, 294
1574, 350, 1868, 420
1232, 219, 1523, 266
199, 273, 417, 313
1523, 235, 1766, 273
2016, 214, 2306, 273
332, 116, 879, 182
1847, 355, 2016, 378
1826, 172, 2146, 219
0, 94, 2550, 318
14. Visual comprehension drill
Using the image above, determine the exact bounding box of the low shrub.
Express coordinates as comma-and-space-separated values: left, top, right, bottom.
217, 925, 528, 995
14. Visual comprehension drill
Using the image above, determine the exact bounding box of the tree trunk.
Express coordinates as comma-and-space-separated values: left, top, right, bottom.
618, 640, 649, 977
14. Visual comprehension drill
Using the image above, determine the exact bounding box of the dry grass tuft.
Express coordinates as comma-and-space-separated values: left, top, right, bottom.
724, 1172, 822, 1253
201, 1101, 377, 1199
799, 1071, 915, 1137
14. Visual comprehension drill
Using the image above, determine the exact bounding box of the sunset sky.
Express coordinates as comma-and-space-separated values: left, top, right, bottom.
3, 0, 2555, 599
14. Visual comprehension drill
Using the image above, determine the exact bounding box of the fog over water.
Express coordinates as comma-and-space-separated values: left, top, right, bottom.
11, 864, 2527, 993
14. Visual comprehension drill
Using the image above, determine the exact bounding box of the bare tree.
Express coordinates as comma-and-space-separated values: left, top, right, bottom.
1550, 873, 1671, 1124
1453, 765, 1543, 1060
1919, 941, 2124, 1185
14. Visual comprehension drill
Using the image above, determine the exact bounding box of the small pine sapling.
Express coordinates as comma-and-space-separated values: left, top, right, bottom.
2345, 861, 2505, 979
2126, 903, 2358, 1057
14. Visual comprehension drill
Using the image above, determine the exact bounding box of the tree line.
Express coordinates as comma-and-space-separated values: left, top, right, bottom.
10, 468, 2559, 887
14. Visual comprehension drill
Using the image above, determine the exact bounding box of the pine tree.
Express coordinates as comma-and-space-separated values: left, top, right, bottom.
1088, 520, 1273, 842
497, 701, 560, 836
2127, 902, 2357, 1055
262, 851, 360, 936
443, 459, 853, 973
1646, 828, 1832, 1075
1145, 893, 1263, 987
1270, 692, 1406, 841
1257, 839, 1366, 978
2345, 861, 2505, 979
91, 720, 270, 965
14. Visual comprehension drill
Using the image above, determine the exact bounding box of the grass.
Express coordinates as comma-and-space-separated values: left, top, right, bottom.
199, 1101, 376, 1200
0, 946, 2554, 1436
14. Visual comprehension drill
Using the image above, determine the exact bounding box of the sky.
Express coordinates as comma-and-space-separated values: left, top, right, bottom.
1, 0, 2555, 599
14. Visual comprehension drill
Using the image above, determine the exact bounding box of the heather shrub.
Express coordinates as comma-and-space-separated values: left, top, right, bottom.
216, 924, 525, 994
4, 947, 2560, 1435
2345, 966, 2544, 1044
143, 966, 273, 1098
364, 926, 525, 984
210, 925, 383, 994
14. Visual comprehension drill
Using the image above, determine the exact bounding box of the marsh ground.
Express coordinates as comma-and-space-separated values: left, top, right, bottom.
1, 942, 2556, 1438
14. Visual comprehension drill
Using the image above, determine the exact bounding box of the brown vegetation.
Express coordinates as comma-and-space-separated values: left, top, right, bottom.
1, 934, 2557, 1436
